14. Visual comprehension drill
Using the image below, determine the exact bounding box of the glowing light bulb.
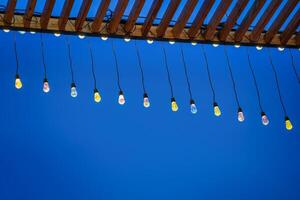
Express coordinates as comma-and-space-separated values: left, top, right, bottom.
3, 29, 10, 33
212, 43, 219, 47
30, 31, 36, 34
169, 40, 175, 45
54, 32, 61, 37
213, 102, 221, 116
15, 74, 22, 89
70, 83, 77, 97
190, 99, 197, 114
256, 45, 263, 50
234, 44, 240, 48
171, 97, 178, 112
43, 79, 50, 93
143, 93, 150, 108
237, 107, 245, 122
78, 34, 85, 39
191, 41, 197, 46
19, 31, 26, 34
94, 89, 101, 103
124, 37, 131, 42
101, 36, 108, 40
261, 112, 269, 126
147, 39, 154, 44
278, 47, 284, 51
285, 116, 293, 131
118, 90, 125, 105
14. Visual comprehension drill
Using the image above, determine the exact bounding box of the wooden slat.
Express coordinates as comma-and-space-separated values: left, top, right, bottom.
296, 32, 300, 46
280, 9, 300, 45
204, 0, 232, 40
58, 0, 74, 31
250, 0, 282, 42
172, 0, 198, 38
156, 0, 181, 37
235, 0, 266, 42
23, 0, 37, 28
40, 0, 56, 29
124, 0, 145, 33
141, 0, 163, 36
91, 0, 111, 32
187, 0, 215, 39
75, 0, 92, 31
4, 0, 17, 25
218, 0, 249, 41
107, 0, 129, 33
264, 0, 299, 43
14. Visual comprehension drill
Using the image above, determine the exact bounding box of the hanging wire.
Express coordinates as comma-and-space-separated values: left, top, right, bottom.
246, 47, 263, 112
267, 49, 287, 116
200, 44, 216, 102
110, 39, 122, 91
40, 33, 47, 79
224, 46, 240, 108
65, 36, 75, 83
288, 48, 300, 84
162, 45, 174, 97
88, 41, 97, 88
13, 31, 20, 75
180, 44, 193, 100
134, 40, 146, 93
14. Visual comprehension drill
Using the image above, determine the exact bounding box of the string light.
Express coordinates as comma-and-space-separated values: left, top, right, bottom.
180, 45, 197, 114
169, 40, 175, 45
201, 45, 221, 117
13, 32, 22, 89
191, 41, 197, 46
288, 49, 300, 84
124, 36, 131, 42
78, 34, 85, 39
19, 31, 26, 34
66, 36, 78, 97
234, 44, 240, 48
278, 47, 284, 51
256, 46, 263, 50
3, 28, 10, 33
54, 33, 61, 37
267, 49, 293, 131
40, 33, 50, 93
89, 42, 101, 103
146, 39, 154, 44
30, 31, 36, 34
101, 35, 108, 40
212, 43, 219, 47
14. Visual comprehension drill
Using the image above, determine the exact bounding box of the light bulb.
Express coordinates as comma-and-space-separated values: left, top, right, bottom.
147, 39, 153, 44
43, 78, 50, 93
278, 47, 284, 51
285, 116, 293, 131
171, 97, 178, 112
212, 43, 219, 47
19, 31, 26, 34
237, 107, 245, 122
70, 83, 77, 97
190, 99, 197, 114
78, 34, 85, 39
3, 29, 10, 33
94, 89, 101, 103
118, 90, 125, 105
169, 40, 175, 45
234, 44, 240, 48
124, 37, 131, 42
101, 36, 108, 40
213, 102, 221, 116
261, 112, 269, 126
54, 32, 61, 37
143, 93, 150, 108
30, 31, 36, 34
191, 41, 197, 46
15, 74, 22, 89
256, 45, 263, 50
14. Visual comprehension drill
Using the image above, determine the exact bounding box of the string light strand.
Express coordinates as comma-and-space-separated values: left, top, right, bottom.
110, 40, 122, 91
65, 36, 75, 83
162, 45, 174, 97
40, 33, 47, 79
180, 44, 193, 100
134, 41, 146, 93
89, 42, 97, 88
288, 49, 300, 84
13, 32, 20, 75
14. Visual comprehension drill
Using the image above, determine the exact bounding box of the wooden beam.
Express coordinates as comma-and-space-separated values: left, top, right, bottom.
172, 0, 198, 38
75, 0, 92, 31
40, 0, 56, 29
249, 0, 282, 42
204, 0, 232, 40
141, 0, 163, 36
58, 0, 74, 31
235, 0, 266, 42
23, 0, 37, 28
218, 0, 249, 41
107, 0, 129, 33
280, 9, 300, 45
296, 32, 300, 46
4, 0, 17, 25
187, 0, 215, 39
124, 0, 145, 33
91, 0, 111, 33
156, 0, 181, 37
264, 0, 299, 43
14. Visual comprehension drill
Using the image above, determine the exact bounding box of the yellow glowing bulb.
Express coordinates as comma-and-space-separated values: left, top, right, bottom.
94, 89, 101, 103
171, 98, 178, 112
213, 102, 221, 116
285, 117, 293, 131
15, 75, 22, 89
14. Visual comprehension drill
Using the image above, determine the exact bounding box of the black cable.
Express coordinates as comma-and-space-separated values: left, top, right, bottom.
162, 45, 174, 98
288, 48, 300, 84
65, 36, 75, 83
246, 47, 263, 112
134, 41, 146, 93
110, 40, 122, 91
180, 44, 193, 100
200, 44, 216, 102
88, 42, 97, 88
224, 46, 240, 108
267, 49, 287, 116
40, 33, 47, 79
13, 32, 19, 75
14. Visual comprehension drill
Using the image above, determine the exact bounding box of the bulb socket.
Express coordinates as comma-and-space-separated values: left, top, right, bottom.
143, 93, 148, 98
15, 74, 20, 79
238, 107, 243, 112
171, 97, 176, 102
285, 116, 290, 121
43, 78, 48, 83
94, 88, 98, 93
71, 82, 76, 88
213, 102, 218, 107
261, 111, 266, 117
190, 99, 195, 105
119, 90, 124, 95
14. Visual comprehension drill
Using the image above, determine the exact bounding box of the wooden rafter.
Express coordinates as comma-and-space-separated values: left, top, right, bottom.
124, 0, 145, 33
172, 0, 198, 38
75, 0, 92, 31
264, 0, 299, 43
296, 32, 300, 46
40, 0, 55, 29
91, 0, 111, 33
141, 0, 163, 36
23, 0, 37, 28
235, 0, 266, 42
204, 0, 232, 40
187, 0, 215, 39
107, 0, 129, 33
156, 0, 181, 37
58, 0, 74, 31
280, 9, 300, 45
218, 0, 249, 41
4, 0, 17, 25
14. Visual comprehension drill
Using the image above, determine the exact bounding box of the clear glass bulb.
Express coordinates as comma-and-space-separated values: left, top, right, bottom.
70, 83, 77, 98
118, 91, 125, 105
237, 108, 245, 122
54, 33, 61, 37
94, 89, 101, 103
213, 102, 221, 116
143, 93, 150, 108
212, 43, 219, 47
124, 37, 131, 42
191, 41, 197, 46
285, 117, 293, 131
15, 75, 22, 89
19, 31, 26, 34
261, 112, 269, 126
30, 31, 36, 34
171, 98, 178, 112
278, 47, 284, 51
78, 34, 85, 39
169, 40, 175, 45
101, 36, 108, 40
234, 44, 240, 48
256, 46, 263, 50
147, 39, 153, 44
43, 79, 50, 93
3, 29, 10, 33
190, 103, 197, 114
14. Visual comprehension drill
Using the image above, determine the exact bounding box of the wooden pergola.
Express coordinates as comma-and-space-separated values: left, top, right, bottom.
0, 0, 299, 48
